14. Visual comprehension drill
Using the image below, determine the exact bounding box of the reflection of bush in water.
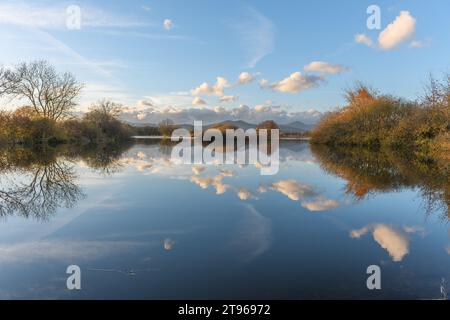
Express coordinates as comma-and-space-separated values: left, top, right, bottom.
311, 144, 450, 220
66, 142, 133, 175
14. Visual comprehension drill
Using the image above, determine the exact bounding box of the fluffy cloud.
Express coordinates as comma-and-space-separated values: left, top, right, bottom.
163, 19, 173, 30
137, 99, 154, 108
269, 179, 340, 212
271, 179, 316, 201
238, 72, 256, 84
304, 61, 347, 75
378, 11, 416, 50
354, 34, 374, 47
350, 226, 370, 239
191, 77, 230, 97
220, 95, 238, 102
192, 97, 207, 106
355, 11, 417, 50
163, 238, 175, 250
372, 225, 409, 262
350, 224, 413, 262
192, 166, 205, 175
190, 174, 231, 195
271, 72, 321, 94
236, 188, 254, 200
301, 197, 340, 212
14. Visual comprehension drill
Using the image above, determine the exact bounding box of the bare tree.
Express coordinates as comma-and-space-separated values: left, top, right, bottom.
87, 99, 123, 121
0, 67, 18, 97
5, 60, 83, 120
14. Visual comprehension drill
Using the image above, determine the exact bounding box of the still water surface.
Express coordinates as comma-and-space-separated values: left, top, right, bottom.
0, 140, 448, 299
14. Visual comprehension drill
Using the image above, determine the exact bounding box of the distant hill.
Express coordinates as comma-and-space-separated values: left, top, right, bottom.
206, 120, 254, 130
126, 119, 313, 134
206, 120, 312, 133
280, 121, 313, 133
118, 107, 323, 128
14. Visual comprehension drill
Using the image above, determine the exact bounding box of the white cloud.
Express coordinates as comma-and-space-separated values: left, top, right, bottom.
355, 11, 417, 50
163, 238, 175, 250
271, 72, 321, 94
372, 224, 409, 262
137, 100, 154, 108
271, 179, 316, 201
192, 97, 207, 106
238, 72, 256, 84
220, 95, 238, 102
236, 188, 254, 200
378, 11, 416, 50
355, 11, 416, 50
163, 19, 173, 30
354, 33, 374, 47
192, 166, 205, 175
350, 226, 370, 239
350, 224, 414, 262
191, 77, 230, 97
304, 61, 347, 75
190, 174, 231, 195
257, 185, 268, 193
269, 179, 340, 212
301, 197, 340, 212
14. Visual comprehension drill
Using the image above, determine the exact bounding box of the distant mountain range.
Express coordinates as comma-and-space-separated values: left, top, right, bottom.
117, 106, 322, 128
206, 120, 314, 133
128, 119, 314, 133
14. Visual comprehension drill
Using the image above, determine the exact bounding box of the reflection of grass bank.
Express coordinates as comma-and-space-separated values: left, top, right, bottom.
311, 144, 450, 220
0, 142, 132, 176
310, 76, 449, 162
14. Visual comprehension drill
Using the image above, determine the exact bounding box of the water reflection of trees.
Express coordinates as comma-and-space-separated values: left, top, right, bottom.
65, 142, 132, 175
311, 144, 450, 219
0, 147, 83, 220
0, 143, 131, 220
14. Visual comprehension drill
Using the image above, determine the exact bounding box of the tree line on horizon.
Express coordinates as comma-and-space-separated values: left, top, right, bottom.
0, 60, 296, 146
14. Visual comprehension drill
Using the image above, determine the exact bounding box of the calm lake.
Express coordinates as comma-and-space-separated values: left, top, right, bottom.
0, 140, 448, 299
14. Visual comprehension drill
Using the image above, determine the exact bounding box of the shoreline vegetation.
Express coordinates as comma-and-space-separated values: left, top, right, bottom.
308, 75, 449, 218
0, 61, 309, 148
310, 76, 450, 161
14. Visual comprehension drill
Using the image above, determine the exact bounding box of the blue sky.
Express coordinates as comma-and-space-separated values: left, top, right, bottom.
0, 0, 449, 123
